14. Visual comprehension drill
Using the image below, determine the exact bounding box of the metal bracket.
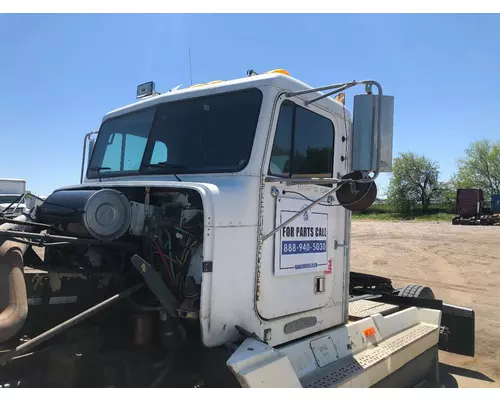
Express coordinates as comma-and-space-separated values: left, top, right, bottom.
202, 261, 213, 272
235, 325, 266, 344
334, 240, 349, 250
130, 254, 179, 318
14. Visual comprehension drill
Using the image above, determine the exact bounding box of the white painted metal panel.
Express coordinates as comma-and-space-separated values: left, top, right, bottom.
229, 306, 441, 388
227, 338, 302, 388
256, 98, 348, 324
201, 225, 260, 346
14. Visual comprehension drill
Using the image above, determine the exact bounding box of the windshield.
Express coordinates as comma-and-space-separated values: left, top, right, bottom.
87, 88, 263, 179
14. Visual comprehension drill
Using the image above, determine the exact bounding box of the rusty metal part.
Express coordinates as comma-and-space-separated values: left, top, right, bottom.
0, 214, 39, 343
0, 247, 27, 343
177, 277, 199, 320
0, 283, 144, 366
177, 296, 199, 320
133, 314, 152, 346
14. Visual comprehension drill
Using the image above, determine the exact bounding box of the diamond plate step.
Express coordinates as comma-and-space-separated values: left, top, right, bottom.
302, 323, 438, 388
349, 299, 399, 319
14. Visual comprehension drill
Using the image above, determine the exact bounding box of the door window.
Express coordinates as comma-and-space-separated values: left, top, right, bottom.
269, 101, 334, 178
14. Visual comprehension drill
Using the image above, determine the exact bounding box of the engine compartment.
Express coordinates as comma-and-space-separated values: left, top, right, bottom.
36, 186, 205, 316
0, 186, 238, 387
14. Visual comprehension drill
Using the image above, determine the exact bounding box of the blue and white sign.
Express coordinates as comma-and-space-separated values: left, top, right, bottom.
275, 197, 329, 276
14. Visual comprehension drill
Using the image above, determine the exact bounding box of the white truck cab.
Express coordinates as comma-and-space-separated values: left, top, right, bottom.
79, 70, 390, 348
0, 70, 475, 388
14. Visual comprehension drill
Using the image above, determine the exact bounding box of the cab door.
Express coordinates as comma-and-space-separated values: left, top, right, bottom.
256, 97, 348, 321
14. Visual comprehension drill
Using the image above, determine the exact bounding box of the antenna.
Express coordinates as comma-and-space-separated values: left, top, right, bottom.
188, 46, 193, 86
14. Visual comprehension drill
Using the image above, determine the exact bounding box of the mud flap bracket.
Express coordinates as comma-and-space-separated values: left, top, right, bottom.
438, 303, 475, 357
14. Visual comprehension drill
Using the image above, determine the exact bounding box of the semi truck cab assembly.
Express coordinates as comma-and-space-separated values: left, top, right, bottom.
0, 69, 475, 388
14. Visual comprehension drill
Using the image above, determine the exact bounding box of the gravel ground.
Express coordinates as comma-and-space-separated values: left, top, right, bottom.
351, 220, 500, 388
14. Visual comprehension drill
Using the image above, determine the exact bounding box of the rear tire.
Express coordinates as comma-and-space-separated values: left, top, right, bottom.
398, 285, 435, 300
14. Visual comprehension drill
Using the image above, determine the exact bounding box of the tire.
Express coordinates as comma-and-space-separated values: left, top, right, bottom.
398, 284, 435, 300
452, 217, 459, 225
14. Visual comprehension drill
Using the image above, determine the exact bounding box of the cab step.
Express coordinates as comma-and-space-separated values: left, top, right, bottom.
301, 323, 438, 388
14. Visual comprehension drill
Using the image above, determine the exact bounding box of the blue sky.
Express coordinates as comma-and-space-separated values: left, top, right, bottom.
0, 14, 499, 196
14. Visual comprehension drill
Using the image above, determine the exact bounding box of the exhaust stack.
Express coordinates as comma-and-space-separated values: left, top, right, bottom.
0, 215, 36, 343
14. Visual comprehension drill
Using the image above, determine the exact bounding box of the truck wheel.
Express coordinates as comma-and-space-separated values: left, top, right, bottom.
452, 217, 459, 225
398, 285, 435, 300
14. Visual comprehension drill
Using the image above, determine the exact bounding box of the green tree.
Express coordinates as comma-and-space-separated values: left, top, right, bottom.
387, 152, 443, 213
437, 180, 457, 209
455, 139, 500, 198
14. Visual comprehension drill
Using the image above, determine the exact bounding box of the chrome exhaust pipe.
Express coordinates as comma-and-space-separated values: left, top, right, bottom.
0, 214, 35, 343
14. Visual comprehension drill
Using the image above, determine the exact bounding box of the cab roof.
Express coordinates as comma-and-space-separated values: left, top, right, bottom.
102, 71, 350, 122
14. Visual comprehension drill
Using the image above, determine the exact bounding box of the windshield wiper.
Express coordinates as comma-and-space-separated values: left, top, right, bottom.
89, 166, 111, 183
142, 162, 186, 182
143, 162, 187, 169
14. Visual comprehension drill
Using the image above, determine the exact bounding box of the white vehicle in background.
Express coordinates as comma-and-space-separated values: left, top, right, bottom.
0, 178, 27, 217
0, 179, 45, 217
0, 70, 475, 388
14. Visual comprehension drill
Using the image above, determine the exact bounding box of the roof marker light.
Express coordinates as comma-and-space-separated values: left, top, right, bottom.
335, 93, 346, 105
265, 69, 290, 76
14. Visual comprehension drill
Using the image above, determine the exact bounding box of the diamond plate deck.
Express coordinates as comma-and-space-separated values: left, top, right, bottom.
348, 299, 399, 319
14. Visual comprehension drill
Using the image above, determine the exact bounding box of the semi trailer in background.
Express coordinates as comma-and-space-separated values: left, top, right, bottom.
452, 188, 500, 226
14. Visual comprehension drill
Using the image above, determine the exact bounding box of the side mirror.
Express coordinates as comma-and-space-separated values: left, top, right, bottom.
351, 94, 394, 173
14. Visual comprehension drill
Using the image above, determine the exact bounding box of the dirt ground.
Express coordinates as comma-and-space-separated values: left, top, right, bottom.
351, 221, 500, 388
